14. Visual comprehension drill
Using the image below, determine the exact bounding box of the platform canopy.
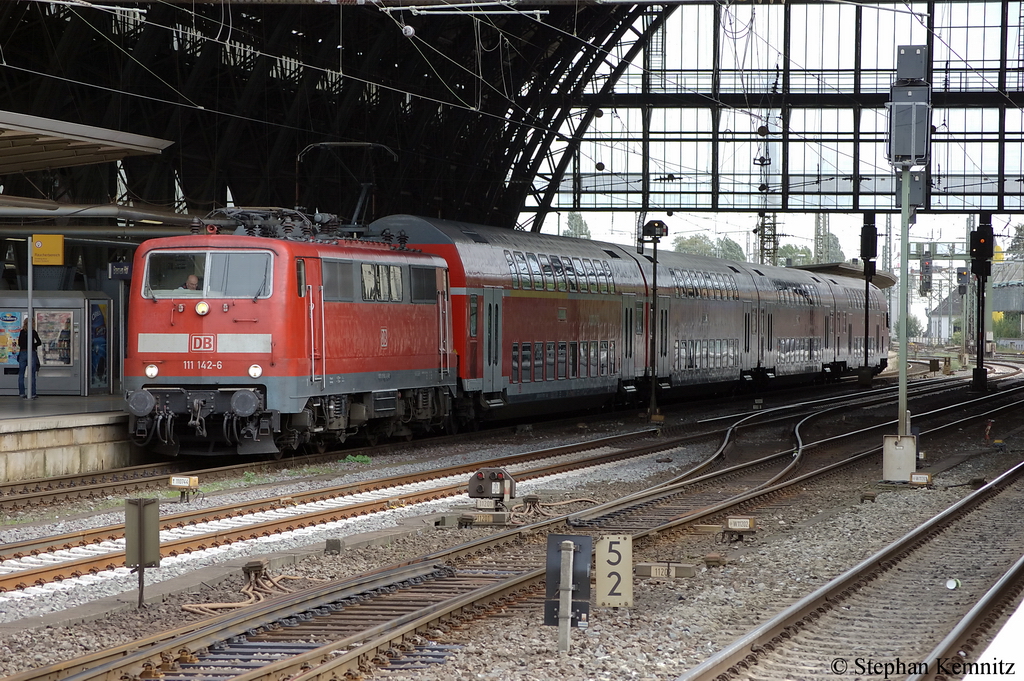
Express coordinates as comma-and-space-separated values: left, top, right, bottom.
0, 110, 172, 178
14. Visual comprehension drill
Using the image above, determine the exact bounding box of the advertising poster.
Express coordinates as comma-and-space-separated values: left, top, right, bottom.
0, 311, 22, 365
35, 310, 73, 366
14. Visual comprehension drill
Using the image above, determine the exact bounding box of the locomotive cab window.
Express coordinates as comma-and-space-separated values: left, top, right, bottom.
144, 250, 272, 299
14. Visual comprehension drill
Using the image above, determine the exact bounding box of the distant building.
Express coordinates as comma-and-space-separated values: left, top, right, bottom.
992, 260, 1024, 313
927, 292, 964, 340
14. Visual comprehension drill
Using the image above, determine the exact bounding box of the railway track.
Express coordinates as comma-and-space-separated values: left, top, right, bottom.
5, 384, 1024, 681
4, 379, 1022, 595
0, 368, 995, 513
677, 459, 1024, 681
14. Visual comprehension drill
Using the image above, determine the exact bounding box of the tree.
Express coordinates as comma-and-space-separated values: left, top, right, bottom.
672, 233, 715, 257
994, 311, 1022, 338
716, 236, 746, 262
819, 232, 846, 263
897, 315, 923, 338
1007, 223, 1024, 257
777, 243, 813, 266
563, 212, 591, 239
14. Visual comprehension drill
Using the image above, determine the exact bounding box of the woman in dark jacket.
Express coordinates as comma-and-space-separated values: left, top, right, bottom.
18, 317, 42, 399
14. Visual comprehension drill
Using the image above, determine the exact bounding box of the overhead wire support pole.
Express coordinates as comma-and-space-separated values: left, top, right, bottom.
898, 167, 911, 435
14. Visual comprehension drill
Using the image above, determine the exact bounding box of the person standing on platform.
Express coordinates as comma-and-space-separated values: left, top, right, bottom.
18, 316, 42, 399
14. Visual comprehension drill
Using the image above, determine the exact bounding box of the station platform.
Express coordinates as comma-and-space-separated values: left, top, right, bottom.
0, 393, 132, 483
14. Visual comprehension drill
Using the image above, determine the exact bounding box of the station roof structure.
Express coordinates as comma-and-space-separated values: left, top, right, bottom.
0, 110, 172, 178
0, 0, 1021, 258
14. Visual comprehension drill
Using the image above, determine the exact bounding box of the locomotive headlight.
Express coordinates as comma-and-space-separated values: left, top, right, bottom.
145, 364, 159, 378
195, 301, 210, 316
248, 364, 263, 378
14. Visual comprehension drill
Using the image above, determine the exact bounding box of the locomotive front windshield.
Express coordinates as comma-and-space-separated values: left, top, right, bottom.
143, 250, 273, 299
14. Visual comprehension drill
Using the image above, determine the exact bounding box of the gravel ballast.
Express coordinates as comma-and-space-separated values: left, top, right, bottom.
0, 422, 1020, 680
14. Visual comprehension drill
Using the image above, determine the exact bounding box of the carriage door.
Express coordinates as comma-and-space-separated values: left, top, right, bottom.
621, 293, 636, 379
657, 295, 671, 377
301, 258, 326, 389
482, 287, 503, 392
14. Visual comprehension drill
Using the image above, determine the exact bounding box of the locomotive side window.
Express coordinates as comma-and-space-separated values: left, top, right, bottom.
376, 264, 391, 301
322, 260, 354, 301
296, 258, 306, 298
409, 267, 438, 303
526, 253, 543, 290
389, 265, 403, 301
361, 264, 378, 300
504, 250, 519, 289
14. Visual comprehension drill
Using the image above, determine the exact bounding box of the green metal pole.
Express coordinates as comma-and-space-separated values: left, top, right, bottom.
898, 167, 911, 436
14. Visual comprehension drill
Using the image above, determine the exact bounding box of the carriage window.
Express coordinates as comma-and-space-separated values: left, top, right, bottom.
600, 340, 609, 376
514, 252, 531, 290
512, 343, 519, 383
551, 256, 567, 292
546, 342, 555, 379
569, 341, 578, 378
504, 250, 519, 289
322, 260, 354, 301
521, 343, 531, 383
469, 294, 479, 337
563, 257, 578, 293
526, 253, 544, 290
558, 342, 567, 378
539, 255, 555, 291
590, 341, 599, 377
579, 340, 588, 377
609, 340, 616, 374
597, 262, 609, 293
583, 259, 599, 293
534, 341, 544, 381
603, 261, 616, 294
572, 258, 586, 292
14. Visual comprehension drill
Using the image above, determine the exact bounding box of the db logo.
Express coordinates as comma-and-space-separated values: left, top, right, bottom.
190, 334, 215, 352
380, 328, 388, 348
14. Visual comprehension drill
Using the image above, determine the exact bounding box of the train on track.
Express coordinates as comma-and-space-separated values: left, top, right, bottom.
124, 208, 890, 457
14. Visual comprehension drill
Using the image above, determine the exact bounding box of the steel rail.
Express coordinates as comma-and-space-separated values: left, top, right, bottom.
674, 459, 1024, 681
11, 398, 1024, 681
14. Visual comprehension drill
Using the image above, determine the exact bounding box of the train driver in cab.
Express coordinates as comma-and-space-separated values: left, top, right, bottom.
180, 274, 199, 290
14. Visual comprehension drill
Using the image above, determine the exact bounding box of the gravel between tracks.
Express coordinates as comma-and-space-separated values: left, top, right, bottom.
0, 423, 1021, 680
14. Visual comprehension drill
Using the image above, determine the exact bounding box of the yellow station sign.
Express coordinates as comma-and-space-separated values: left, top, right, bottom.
32, 234, 64, 266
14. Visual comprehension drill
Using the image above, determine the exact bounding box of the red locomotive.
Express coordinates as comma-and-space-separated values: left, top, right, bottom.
124, 209, 889, 457
124, 209, 455, 456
